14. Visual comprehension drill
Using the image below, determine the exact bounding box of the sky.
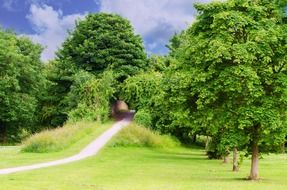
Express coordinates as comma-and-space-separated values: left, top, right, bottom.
0, 0, 212, 61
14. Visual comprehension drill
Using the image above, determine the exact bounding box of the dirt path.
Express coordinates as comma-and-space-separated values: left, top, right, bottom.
0, 118, 131, 175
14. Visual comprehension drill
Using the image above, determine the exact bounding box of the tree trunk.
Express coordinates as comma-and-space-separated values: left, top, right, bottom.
96, 115, 101, 123
192, 134, 197, 143
0, 123, 7, 144
205, 136, 210, 150
233, 147, 239, 172
223, 155, 229, 164
282, 143, 285, 153
249, 142, 259, 180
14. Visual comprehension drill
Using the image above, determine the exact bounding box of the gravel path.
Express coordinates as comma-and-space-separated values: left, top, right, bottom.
0, 119, 131, 175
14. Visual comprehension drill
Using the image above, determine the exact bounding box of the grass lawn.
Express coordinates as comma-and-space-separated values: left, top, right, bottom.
0, 121, 112, 169
1, 136, 287, 189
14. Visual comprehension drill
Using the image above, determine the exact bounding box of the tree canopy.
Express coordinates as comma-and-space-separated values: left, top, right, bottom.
0, 29, 45, 142
174, 0, 287, 180
57, 13, 147, 82
41, 13, 148, 126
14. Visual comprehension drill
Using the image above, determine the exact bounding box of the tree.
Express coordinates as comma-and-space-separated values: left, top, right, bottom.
166, 32, 185, 58
176, 0, 287, 180
120, 71, 163, 111
40, 60, 78, 127
0, 29, 45, 142
57, 13, 147, 82
68, 70, 115, 123
44, 13, 148, 126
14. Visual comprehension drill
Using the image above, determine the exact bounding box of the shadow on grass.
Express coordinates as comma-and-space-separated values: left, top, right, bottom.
147, 152, 208, 161
181, 144, 205, 149
221, 177, 269, 182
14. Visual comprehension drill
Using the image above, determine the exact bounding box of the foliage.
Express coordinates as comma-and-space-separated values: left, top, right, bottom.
166, 32, 185, 57
134, 109, 152, 128
68, 70, 115, 123
40, 60, 78, 127
40, 13, 147, 127
173, 0, 287, 179
121, 58, 199, 144
147, 55, 171, 72
57, 13, 147, 82
109, 123, 180, 148
120, 71, 163, 110
0, 29, 45, 143
21, 121, 97, 153
148, 65, 199, 143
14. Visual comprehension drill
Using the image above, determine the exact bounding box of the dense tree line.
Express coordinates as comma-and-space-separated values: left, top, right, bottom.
121, 0, 287, 180
42, 13, 147, 126
0, 13, 147, 141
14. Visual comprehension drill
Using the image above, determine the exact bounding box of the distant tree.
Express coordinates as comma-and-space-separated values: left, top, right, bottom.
57, 13, 147, 82
0, 29, 44, 142
176, 0, 287, 180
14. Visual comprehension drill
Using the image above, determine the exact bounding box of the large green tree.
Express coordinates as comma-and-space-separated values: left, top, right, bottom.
0, 29, 44, 142
57, 13, 147, 82
176, 0, 287, 180
43, 13, 147, 126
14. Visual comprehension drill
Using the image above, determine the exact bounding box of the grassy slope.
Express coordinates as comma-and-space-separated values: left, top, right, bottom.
0, 122, 112, 169
1, 144, 287, 189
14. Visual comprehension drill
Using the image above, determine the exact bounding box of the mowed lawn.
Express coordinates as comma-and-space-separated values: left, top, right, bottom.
1, 139, 287, 190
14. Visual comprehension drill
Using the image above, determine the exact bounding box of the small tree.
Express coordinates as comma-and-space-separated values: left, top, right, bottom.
177, 0, 287, 180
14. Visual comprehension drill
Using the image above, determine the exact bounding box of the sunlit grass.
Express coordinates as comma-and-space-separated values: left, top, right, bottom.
0, 121, 113, 169
22, 121, 99, 153
0, 122, 287, 190
1, 146, 287, 190
109, 123, 180, 148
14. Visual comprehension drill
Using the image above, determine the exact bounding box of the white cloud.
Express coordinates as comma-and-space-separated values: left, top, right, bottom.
2, 0, 16, 11
26, 4, 85, 61
100, 0, 212, 54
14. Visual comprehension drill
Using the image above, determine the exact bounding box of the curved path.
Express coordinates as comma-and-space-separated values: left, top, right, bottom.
0, 118, 131, 175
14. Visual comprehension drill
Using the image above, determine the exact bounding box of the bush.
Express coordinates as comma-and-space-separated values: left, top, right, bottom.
196, 135, 208, 147
134, 110, 152, 127
21, 121, 95, 153
68, 103, 100, 123
109, 123, 180, 148
67, 70, 115, 123
206, 136, 227, 159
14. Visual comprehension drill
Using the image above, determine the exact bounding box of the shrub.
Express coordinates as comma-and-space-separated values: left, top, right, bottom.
206, 136, 226, 159
68, 103, 99, 123
21, 121, 95, 153
134, 109, 152, 127
67, 70, 115, 123
109, 123, 180, 148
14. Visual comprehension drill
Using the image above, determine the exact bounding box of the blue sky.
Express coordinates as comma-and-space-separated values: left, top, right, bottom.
0, 0, 212, 61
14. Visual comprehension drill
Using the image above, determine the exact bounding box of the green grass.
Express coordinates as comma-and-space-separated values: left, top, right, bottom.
22, 121, 101, 153
0, 121, 112, 169
1, 122, 287, 190
109, 123, 180, 148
